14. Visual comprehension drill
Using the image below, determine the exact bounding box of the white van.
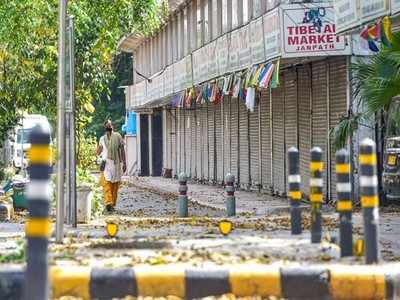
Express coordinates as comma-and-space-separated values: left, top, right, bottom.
12, 114, 51, 169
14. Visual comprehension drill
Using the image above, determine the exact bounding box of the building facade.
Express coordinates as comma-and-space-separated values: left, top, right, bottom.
119, 0, 371, 201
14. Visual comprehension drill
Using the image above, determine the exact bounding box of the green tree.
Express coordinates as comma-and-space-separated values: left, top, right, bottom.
0, 0, 163, 158
331, 33, 400, 149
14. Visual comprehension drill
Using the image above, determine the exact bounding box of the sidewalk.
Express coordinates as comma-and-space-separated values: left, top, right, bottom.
127, 176, 311, 216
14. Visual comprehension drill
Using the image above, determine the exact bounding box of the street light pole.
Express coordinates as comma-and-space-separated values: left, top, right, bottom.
56, 0, 67, 243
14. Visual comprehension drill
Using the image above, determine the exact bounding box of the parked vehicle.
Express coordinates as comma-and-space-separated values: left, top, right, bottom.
383, 96, 400, 201
11, 114, 51, 169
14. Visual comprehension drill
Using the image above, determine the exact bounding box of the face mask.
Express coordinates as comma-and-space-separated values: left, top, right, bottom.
105, 127, 112, 132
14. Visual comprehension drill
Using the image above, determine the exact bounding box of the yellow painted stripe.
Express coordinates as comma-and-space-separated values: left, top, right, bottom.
136, 267, 185, 297
310, 194, 323, 202
25, 218, 52, 237
336, 164, 350, 174
330, 268, 386, 300
359, 154, 377, 165
289, 191, 301, 200
310, 162, 323, 171
337, 201, 352, 211
361, 196, 379, 208
28, 145, 52, 164
50, 266, 91, 300
230, 268, 281, 297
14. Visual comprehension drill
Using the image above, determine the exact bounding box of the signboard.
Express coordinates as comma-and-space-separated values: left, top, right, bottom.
250, 17, 265, 64
228, 30, 240, 72
238, 25, 252, 69
173, 58, 186, 92
392, 0, 400, 14
334, 0, 359, 34
207, 41, 219, 80
129, 85, 136, 108
282, 5, 350, 58
192, 48, 201, 84
164, 65, 174, 96
360, 0, 388, 22
135, 81, 146, 106
185, 55, 193, 89
263, 8, 281, 60
217, 34, 229, 75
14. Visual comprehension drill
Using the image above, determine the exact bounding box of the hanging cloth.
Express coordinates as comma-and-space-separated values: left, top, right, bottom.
245, 87, 256, 112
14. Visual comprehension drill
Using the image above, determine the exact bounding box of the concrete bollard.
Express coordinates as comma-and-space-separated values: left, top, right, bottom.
177, 172, 189, 217
24, 124, 52, 300
288, 147, 302, 235
335, 149, 353, 257
225, 174, 236, 217
310, 147, 323, 244
359, 138, 380, 264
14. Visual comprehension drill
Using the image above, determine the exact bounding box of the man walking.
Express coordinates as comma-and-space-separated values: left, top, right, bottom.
97, 120, 127, 213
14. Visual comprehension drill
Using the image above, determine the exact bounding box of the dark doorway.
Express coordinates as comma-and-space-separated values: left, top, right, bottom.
152, 110, 163, 176
140, 114, 149, 176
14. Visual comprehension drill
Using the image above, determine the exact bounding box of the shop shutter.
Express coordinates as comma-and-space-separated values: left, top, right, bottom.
249, 94, 260, 187
311, 60, 329, 199
260, 89, 272, 190
328, 56, 348, 201
284, 68, 298, 191
185, 110, 191, 177
272, 73, 286, 195
215, 102, 224, 184
196, 107, 202, 180
171, 109, 177, 177
202, 103, 209, 181
223, 96, 231, 182
165, 109, 172, 170
297, 65, 312, 197
208, 102, 216, 183
191, 109, 197, 179
230, 97, 239, 183
179, 109, 185, 175
239, 99, 250, 187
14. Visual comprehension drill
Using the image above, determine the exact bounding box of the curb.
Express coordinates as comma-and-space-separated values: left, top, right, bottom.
1, 265, 399, 300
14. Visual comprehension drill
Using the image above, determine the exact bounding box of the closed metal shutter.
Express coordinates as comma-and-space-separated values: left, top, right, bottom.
311, 60, 329, 198
185, 110, 191, 177
215, 102, 224, 184
230, 97, 239, 184
260, 89, 272, 191
191, 109, 197, 179
239, 99, 250, 187
328, 56, 348, 201
272, 73, 286, 195
284, 68, 298, 191
249, 94, 260, 187
297, 65, 312, 197
208, 102, 216, 183
178, 109, 185, 175
171, 109, 177, 177
164, 109, 170, 169
202, 103, 209, 181
196, 106, 203, 180
223, 96, 231, 182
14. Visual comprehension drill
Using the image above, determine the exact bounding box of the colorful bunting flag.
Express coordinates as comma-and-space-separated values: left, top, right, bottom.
259, 63, 275, 88
270, 60, 280, 89
381, 16, 393, 48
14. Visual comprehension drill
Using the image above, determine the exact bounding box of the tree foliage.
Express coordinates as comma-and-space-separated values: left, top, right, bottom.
0, 0, 163, 147
331, 33, 400, 149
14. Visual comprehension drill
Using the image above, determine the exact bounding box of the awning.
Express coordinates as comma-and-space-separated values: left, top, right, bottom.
117, 33, 146, 53
133, 96, 172, 113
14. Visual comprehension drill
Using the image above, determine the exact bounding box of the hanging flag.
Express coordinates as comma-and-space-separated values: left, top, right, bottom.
196, 86, 203, 103
245, 87, 256, 112
360, 25, 369, 40
360, 25, 380, 52
368, 40, 380, 52
270, 60, 280, 89
232, 76, 241, 98
368, 20, 381, 41
381, 16, 393, 48
259, 63, 275, 88
251, 64, 264, 87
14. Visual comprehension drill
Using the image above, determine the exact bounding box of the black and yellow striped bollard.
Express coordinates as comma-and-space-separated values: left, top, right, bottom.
288, 147, 302, 234
310, 147, 323, 243
24, 124, 52, 300
335, 149, 353, 257
359, 138, 380, 264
